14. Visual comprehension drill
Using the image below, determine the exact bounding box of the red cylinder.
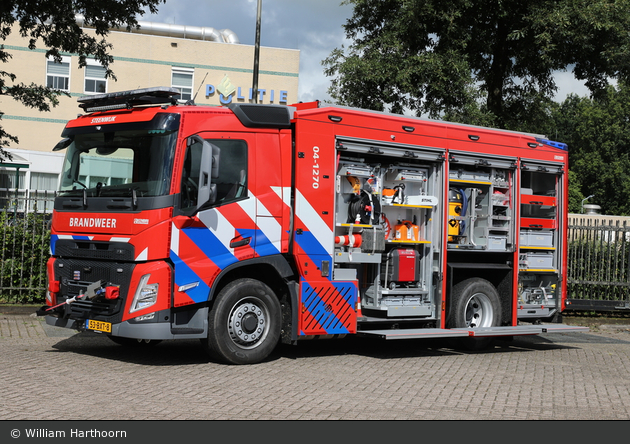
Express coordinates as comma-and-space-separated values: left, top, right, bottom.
335, 234, 362, 247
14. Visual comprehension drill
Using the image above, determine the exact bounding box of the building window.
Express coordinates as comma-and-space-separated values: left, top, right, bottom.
46, 56, 70, 91
84, 62, 107, 94
30, 172, 59, 192
0, 170, 27, 212
28, 172, 59, 210
172, 67, 194, 102
0, 169, 26, 190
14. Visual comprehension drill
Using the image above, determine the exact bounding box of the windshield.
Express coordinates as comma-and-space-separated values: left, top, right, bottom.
58, 125, 178, 198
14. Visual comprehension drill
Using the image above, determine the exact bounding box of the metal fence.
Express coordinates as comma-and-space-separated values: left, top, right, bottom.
0, 189, 56, 304
567, 215, 630, 311
2, 191, 630, 311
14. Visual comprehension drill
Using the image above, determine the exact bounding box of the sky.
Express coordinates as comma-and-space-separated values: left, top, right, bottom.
144, 0, 354, 103
144, 0, 590, 106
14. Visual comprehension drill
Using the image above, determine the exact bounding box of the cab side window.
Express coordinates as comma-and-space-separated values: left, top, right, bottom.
179, 138, 247, 212
208, 139, 248, 205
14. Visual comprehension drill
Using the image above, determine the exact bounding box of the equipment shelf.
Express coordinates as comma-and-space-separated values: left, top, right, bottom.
387, 239, 431, 245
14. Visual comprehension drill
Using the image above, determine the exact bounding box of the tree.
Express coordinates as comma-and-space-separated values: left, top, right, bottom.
567, 170, 585, 215
0, 0, 164, 160
323, 0, 630, 132
550, 84, 630, 215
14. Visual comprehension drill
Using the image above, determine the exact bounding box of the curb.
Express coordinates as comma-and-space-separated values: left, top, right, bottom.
0, 305, 41, 315
597, 324, 630, 332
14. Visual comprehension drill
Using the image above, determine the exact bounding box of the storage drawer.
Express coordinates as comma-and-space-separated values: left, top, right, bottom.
450, 170, 491, 182
521, 194, 556, 206
520, 252, 554, 269
520, 230, 554, 248
487, 235, 507, 251
521, 217, 557, 229
521, 205, 556, 218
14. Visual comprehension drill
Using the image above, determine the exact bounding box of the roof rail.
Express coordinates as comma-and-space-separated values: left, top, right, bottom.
78, 87, 180, 113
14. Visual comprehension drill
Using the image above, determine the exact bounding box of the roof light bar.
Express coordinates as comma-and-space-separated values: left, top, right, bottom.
77, 86, 181, 112
85, 103, 131, 113
537, 138, 568, 151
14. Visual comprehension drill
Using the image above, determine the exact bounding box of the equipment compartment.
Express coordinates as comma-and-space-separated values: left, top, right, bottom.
448, 164, 514, 251
333, 153, 439, 320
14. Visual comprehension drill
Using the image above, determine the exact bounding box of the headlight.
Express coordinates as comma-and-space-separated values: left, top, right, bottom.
130, 274, 159, 313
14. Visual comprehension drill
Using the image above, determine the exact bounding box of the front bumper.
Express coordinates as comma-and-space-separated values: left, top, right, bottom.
44, 306, 209, 340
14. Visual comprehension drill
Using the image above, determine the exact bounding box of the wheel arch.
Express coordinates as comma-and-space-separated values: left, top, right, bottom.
207, 255, 299, 343
447, 263, 513, 326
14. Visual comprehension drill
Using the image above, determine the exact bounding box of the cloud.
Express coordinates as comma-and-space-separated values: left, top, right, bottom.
554, 71, 590, 101
145, 0, 352, 103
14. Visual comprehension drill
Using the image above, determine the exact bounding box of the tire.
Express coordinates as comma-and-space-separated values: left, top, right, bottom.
108, 336, 162, 347
447, 278, 502, 350
202, 278, 281, 365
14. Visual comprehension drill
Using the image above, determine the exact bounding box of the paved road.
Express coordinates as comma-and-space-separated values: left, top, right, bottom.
1, 312, 629, 420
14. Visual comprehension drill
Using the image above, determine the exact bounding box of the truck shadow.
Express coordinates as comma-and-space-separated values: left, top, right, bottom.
48, 332, 210, 365
271, 334, 581, 361
44, 330, 615, 366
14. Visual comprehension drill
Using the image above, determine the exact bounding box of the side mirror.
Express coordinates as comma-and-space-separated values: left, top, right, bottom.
53, 137, 72, 152
187, 135, 220, 210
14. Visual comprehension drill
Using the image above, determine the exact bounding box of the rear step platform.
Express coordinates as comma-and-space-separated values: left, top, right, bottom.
357, 324, 589, 340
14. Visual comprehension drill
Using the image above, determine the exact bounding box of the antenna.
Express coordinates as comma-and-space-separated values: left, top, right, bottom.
189, 72, 209, 105
252, 0, 262, 103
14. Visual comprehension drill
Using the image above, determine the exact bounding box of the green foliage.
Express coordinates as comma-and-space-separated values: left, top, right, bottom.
0, 0, 165, 157
550, 83, 630, 215
0, 210, 50, 304
326, 0, 630, 216
567, 170, 585, 214
324, 0, 630, 129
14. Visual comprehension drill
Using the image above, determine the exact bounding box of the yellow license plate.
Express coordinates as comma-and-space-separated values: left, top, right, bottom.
85, 319, 112, 333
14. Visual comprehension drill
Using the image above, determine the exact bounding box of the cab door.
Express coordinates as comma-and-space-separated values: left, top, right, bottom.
170, 132, 257, 307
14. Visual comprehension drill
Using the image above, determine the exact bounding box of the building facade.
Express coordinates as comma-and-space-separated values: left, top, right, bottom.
0, 19, 300, 206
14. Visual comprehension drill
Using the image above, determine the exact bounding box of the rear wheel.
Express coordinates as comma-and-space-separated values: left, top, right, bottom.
447, 278, 501, 350
202, 278, 281, 365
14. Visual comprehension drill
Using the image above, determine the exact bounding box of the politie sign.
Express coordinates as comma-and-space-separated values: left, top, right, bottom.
206, 74, 289, 105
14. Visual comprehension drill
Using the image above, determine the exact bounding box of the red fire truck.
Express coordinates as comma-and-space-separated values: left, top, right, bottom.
39, 87, 587, 364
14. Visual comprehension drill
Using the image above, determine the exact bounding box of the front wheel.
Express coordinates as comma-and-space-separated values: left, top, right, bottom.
202, 278, 281, 365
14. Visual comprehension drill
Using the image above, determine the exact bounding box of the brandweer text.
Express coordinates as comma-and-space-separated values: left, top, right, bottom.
69, 217, 117, 228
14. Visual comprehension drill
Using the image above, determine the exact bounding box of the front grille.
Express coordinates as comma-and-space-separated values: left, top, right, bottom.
55, 239, 135, 261
55, 258, 134, 323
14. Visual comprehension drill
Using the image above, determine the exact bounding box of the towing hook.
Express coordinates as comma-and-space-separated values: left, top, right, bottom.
36, 305, 64, 317
35, 293, 83, 317
35, 306, 49, 317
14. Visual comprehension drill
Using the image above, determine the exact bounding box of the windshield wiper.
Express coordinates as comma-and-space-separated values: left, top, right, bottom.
73, 179, 87, 189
